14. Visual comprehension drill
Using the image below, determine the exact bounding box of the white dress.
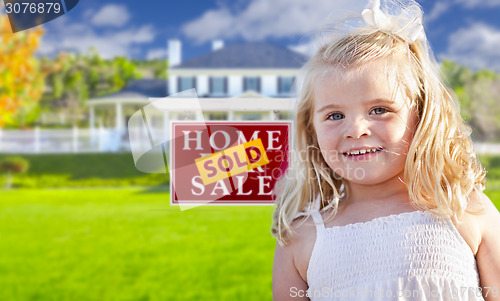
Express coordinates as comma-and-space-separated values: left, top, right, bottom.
304, 210, 484, 301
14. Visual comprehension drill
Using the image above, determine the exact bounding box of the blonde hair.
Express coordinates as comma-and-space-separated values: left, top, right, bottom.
271, 29, 486, 245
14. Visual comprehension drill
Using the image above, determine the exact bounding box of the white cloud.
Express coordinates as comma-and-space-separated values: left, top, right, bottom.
90, 4, 130, 27
455, 0, 500, 7
182, 9, 234, 43
395, 0, 500, 26
82, 9, 95, 20
289, 34, 333, 58
38, 16, 155, 59
424, 2, 451, 24
289, 42, 315, 57
181, 0, 365, 44
442, 22, 500, 71
147, 48, 167, 60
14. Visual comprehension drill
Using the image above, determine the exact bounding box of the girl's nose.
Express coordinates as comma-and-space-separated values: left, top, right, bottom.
344, 118, 371, 139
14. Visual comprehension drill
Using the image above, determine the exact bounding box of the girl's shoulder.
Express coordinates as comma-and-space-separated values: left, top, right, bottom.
287, 214, 320, 283
454, 188, 499, 256
273, 215, 321, 297
461, 188, 500, 287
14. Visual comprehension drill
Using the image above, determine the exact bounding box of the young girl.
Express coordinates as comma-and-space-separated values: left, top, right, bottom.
272, 0, 500, 300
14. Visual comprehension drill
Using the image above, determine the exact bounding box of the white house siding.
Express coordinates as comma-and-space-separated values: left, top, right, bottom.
196, 75, 209, 96
234, 111, 267, 120
261, 75, 277, 96
170, 69, 299, 97
228, 75, 243, 96
169, 75, 178, 94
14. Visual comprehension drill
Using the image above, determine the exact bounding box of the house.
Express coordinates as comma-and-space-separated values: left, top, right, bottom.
88, 40, 306, 129
166, 39, 305, 121
0, 40, 306, 153
87, 79, 168, 131
168, 39, 306, 98
84, 79, 168, 151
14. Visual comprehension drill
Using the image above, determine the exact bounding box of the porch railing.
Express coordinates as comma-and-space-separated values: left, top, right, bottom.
0, 127, 138, 153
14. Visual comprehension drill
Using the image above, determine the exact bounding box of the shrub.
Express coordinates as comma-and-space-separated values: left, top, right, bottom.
0, 156, 30, 188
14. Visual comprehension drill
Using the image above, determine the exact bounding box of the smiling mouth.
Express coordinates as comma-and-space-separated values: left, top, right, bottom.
343, 147, 384, 157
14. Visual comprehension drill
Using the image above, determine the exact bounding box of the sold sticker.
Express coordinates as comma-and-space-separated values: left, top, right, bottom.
195, 138, 270, 185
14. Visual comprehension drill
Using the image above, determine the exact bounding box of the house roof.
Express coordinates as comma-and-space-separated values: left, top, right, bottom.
172, 42, 307, 69
96, 79, 168, 99
87, 79, 168, 107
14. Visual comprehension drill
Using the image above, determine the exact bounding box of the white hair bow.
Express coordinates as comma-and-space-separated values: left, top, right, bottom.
361, 0, 425, 43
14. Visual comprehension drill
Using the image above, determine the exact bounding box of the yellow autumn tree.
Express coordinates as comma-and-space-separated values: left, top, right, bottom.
0, 14, 44, 127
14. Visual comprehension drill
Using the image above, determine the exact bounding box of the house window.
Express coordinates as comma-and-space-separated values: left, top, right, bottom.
241, 113, 262, 120
176, 111, 195, 120
278, 111, 291, 120
210, 77, 227, 95
243, 77, 260, 92
178, 76, 196, 91
207, 112, 228, 120
278, 77, 295, 94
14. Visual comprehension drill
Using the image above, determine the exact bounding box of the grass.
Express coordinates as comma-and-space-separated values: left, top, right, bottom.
0, 189, 275, 301
0, 153, 168, 188
0, 153, 141, 179
478, 155, 500, 190
0, 154, 499, 300
0, 188, 498, 301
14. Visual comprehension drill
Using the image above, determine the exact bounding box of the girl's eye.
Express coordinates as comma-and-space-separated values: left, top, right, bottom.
371, 107, 387, 115
327, 112, 344, 120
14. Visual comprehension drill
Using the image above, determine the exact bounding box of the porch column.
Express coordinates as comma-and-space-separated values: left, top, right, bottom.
273, 110, 280, 120
116, 101, 123, 130
164, 111, 170, 143
89, 105, 95, 133
196, 110, 203, 121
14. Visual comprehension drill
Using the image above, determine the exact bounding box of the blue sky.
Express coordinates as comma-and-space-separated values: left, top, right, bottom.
9, 0, 500, 70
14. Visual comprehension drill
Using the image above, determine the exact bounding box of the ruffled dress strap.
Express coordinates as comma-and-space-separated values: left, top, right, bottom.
294, 199, 326, 233
310, 210, 325, 232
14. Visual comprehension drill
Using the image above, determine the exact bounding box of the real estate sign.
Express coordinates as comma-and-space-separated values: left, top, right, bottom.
171, 122, 290, 205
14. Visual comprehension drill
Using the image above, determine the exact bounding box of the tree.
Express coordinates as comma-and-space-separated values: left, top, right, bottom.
465, 74, 500, 141
440, 60, 473, 90
40, 51, 142, 125
0, 14, 45, 127
153, 60, 168, 79
441, 60, 500, 141
0, 156, 29, 189
440, 60, 474, 123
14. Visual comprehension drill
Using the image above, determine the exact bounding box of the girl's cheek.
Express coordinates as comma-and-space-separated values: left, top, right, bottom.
382, 119, 409, 136
317, 126, 337, 142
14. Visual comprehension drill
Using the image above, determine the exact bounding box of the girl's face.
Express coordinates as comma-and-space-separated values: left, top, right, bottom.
312, 61, 418, 185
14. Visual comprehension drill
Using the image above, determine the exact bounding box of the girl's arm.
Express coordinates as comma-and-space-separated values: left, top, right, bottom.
475, 191, 500, 300
273, 240, 310, 301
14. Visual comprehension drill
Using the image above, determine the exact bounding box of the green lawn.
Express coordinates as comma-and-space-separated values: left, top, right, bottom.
0, 175, 499, 300
0, 188, 275, 301
0, 153, 168, 188
0, 153, 142, 179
